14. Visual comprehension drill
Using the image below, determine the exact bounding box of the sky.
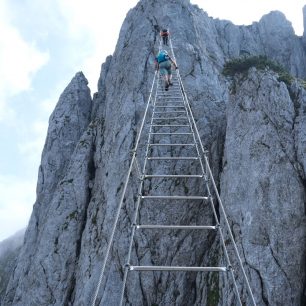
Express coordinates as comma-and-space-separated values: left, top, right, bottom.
0, 0, 305, 242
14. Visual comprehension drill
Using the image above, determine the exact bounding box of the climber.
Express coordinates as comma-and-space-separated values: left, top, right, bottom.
155, 50, 178, 91
160, 29, 169, 46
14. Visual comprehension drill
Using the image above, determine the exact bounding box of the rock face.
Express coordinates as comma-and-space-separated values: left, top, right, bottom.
0, 230, 24, 305
3, 0, 306, 305
220, 68, 306, 305
3, 72, 93, 305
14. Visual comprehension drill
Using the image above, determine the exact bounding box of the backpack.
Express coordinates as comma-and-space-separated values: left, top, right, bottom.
161, 29, 169, 37
156, 51, 169, 63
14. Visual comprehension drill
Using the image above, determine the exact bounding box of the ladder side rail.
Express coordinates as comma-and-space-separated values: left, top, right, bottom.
119, 72, 161, 306
168, 38, 206, 157
178, 81, 242, 305
91, 56, 160, 306
206, 185, 243, 306
167, 41, 220, 224
184, 107, 220, 223
167, 36, 224, 227
178, 83, 223, 224
178, 63, 256, 306
180, 74, 253, 306
204, 157, 256, 306
179, 90, 206, 175
169, 37, 256, 306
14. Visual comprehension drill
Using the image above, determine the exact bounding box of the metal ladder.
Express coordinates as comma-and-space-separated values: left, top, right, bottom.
91, 38, 256, 306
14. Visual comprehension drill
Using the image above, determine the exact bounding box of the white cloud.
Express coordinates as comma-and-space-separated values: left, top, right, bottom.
0, 1, 49, 123
0, 28, 49, 96
0, 175, 36, 241
40, 97, 58, 114
56, 0, 139, 91
17, 119, 48, 170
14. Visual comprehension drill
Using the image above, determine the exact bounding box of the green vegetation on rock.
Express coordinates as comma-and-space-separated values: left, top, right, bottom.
222, 55, 294, 86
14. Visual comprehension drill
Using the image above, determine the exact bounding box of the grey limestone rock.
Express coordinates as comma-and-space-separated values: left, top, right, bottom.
3, 0, 306, 305
220, 68, 306, 305
3, 72, 93, 305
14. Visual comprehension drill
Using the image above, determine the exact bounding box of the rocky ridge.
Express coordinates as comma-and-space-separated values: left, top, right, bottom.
2, 0, 306, 305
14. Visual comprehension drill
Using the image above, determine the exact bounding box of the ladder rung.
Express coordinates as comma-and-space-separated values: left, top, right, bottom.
144, 174, 203, 178
149, 132, 192, 135
129, 266, 227, 272
157, 92, 183, 100
156, 98, 182, 100
154, 106, 185, 108
155, 104, 184, 106
158, 81, 179, 83
157, 93, 181, 95
154, 111, 186, 114
152, 117, 188, 120
156, 100, 183, 102
136, 225, 216, 230
157, 89, 181, 91
151, 125, 189, 127
155, 106, 184, 108
157, 92, 181, 94
141, 195, 208, 200
156, 97, 183, 99
147, 157, 198, 160
148, 143, 195, 146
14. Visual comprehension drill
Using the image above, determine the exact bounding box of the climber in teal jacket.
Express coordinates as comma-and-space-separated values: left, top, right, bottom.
155, 50, 178, 91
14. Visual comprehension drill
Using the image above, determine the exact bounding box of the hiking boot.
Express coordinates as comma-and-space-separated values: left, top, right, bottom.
165, 83, 169, 91
169, 82, 173, 86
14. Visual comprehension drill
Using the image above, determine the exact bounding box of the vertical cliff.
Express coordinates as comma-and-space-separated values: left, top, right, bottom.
3, 0, 306, 305
221, 68, 306, 305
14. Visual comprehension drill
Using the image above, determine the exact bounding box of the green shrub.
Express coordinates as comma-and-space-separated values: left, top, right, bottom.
222, 55, 294, 86
298, 79, 306, 90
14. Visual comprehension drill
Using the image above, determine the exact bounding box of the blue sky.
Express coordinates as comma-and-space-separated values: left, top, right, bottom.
0, 0, 305, 241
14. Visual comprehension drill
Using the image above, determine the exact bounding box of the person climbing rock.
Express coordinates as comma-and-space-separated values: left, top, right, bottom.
160, 29, 169, 46
155, 50, 178, 91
